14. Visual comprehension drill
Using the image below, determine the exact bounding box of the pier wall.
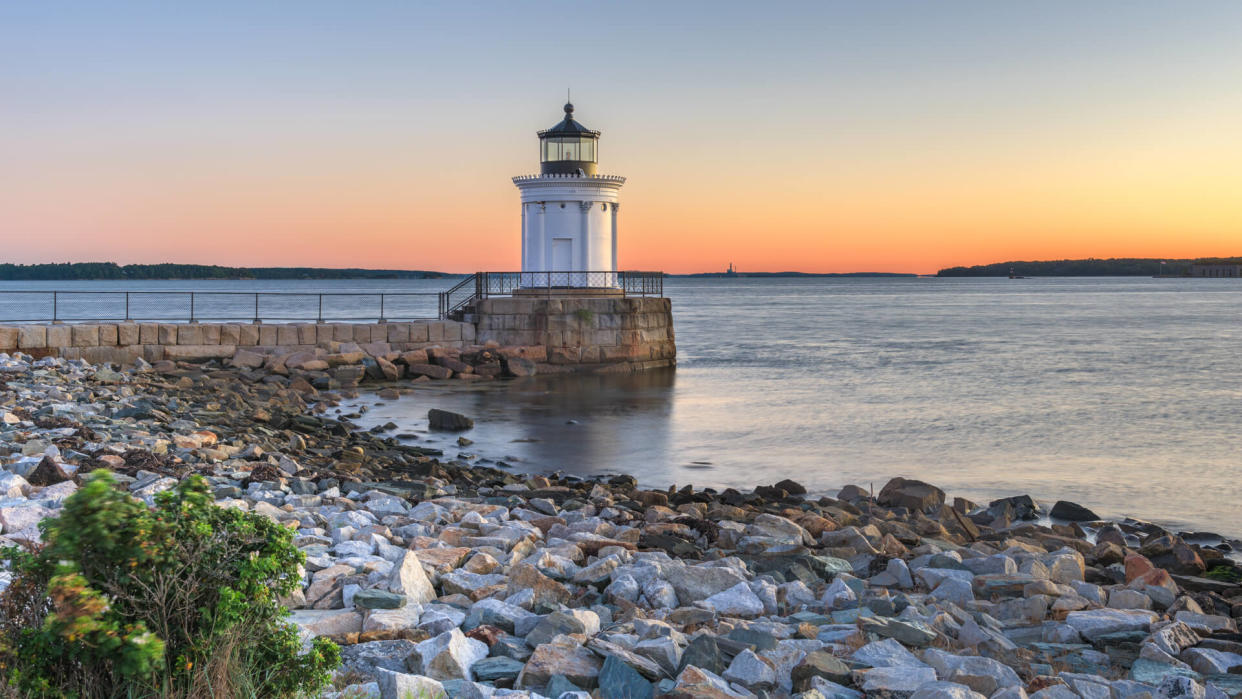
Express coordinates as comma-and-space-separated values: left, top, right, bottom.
0, 297, 676, 374
473, 296, 676, 373
0, 321, 475, 365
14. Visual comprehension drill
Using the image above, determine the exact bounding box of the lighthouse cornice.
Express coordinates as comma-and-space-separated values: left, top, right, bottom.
512, 172, 625, 204
512, 174, 626, 184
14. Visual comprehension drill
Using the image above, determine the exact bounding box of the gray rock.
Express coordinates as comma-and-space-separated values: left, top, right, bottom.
923, 649, 1022, 695
910, 681, 988, 699
1150, 621, 1202, 657
679, 634, 726, 675
860, 666, 937, 695
664, 564, 747, 603
859, 616, 938, 646
339, 640, 420, 679
388, 550, 437, 604
806, 675, 864, 699
374, 669, 446, 699
472, 656, 527, 683
355, 589, 407, 610
1181, 648, 1242, 675
791, 651, 852, 691
1159, 675, 1207, 699
525, 611, 587, 648
634, 636, 681, 676
722, 649, 777, 691
930, 577, 975, 605
850, 638, 929, 669
1108, 589, 1153, 610
1065, 609, 1157, 641
702, 582, 765, 618
410, 628, 489, 681
598, 654, 655, 699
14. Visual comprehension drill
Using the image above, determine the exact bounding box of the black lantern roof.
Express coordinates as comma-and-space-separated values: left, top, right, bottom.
538, 103, 600, 138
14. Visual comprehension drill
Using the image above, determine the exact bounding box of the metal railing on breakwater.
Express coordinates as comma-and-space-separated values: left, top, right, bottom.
0, 290, 444, 324
0, 271, 666, 324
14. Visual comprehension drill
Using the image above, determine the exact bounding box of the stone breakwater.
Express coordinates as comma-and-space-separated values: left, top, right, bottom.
0, 296, 676, 376
1, 352, 1241, 699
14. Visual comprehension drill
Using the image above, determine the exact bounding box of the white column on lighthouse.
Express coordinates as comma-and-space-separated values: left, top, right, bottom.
610, 202, 619, 286
512, 102, 624, 288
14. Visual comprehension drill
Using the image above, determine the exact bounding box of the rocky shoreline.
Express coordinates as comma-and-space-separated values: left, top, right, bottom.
2, 351, 1241, 699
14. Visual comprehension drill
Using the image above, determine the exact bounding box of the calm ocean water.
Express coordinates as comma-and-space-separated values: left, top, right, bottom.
4, 277, 1240, 537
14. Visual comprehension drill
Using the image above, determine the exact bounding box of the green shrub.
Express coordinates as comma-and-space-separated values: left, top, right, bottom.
0, 470, 339, 698
573, 308, 595, 324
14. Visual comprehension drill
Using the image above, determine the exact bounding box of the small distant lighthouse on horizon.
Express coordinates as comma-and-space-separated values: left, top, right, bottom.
513, 101, 625, 290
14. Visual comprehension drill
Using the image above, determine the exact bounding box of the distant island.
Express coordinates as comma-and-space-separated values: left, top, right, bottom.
0, 263, 456, 281
936, 257, 1239, 277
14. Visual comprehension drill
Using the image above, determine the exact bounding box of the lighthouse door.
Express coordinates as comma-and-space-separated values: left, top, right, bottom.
551, 238, 573, 285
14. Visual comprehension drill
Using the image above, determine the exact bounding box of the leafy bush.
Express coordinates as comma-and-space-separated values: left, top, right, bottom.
0, 470, 339, 698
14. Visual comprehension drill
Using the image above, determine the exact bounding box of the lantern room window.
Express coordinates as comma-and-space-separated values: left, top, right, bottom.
541, 136, 597, 164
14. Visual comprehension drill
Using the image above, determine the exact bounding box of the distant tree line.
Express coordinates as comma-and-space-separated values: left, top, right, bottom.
0, 263, 455, 280
933, 258, 1233, 277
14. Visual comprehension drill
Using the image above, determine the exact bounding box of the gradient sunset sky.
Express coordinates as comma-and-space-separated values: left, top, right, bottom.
2, 2, 1240, 274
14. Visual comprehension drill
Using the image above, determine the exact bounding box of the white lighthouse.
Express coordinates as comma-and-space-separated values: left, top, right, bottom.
513, 102, 624, 289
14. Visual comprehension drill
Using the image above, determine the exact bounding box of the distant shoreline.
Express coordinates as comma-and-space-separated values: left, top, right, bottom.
0, 262, 457, 282
937, 256, 1239, 277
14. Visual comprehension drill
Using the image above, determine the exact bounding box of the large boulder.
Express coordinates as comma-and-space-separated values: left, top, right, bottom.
1050, 500, 1100, 522
663, 563, 747, 603
387, 550, 437, 604
504, 356, 537, 377
408, 628, 488, 681
428, 408, 473, 431
877, 477, 945, 512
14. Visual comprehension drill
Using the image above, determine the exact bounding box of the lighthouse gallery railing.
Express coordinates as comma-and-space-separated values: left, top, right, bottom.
439, 271, 663, 318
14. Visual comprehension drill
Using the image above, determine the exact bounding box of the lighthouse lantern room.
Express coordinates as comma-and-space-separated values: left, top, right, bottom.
513, 102, 625, 290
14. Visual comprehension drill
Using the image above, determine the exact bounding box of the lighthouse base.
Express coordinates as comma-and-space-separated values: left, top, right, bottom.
474, 295, 675, 373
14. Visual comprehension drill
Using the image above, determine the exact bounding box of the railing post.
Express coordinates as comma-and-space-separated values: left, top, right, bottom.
379, 294, 386, 323
52, 291, 58, 322
318, 294, 323, 323
189, 292, 196, 323
254, 294, 260, 324
125, 292, 130, 320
